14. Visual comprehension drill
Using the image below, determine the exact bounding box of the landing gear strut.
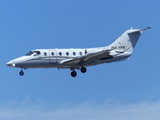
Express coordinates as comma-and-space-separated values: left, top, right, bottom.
71, 70, 77, 77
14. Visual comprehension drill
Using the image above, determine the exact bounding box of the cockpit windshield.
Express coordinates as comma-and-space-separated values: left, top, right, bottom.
25, 51, 41, 56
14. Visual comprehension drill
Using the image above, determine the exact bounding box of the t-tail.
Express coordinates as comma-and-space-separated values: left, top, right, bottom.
108, 27, 152, 53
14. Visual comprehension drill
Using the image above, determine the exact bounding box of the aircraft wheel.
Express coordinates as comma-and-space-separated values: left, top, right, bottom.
81, 67, 87, 73
71, 70, 77, 77
19, 70, 24, 76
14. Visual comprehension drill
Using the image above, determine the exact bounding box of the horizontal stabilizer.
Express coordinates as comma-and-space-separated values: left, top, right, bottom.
129, 27, 153, 33
140, 27, 153, 31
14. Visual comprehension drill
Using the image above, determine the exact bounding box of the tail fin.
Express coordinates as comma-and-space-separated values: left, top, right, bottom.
109, 27, 152, 53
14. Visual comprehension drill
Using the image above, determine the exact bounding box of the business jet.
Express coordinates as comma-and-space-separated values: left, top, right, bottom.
6, 27, 152, 77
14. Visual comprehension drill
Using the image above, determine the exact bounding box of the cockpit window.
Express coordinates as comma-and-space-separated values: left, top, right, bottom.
25, 51, 41, 56
25, 51, 33, 56
33, 51, 41, 56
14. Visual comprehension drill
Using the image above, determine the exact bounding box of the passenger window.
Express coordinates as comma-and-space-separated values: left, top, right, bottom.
59, 52, 62, 56
79, 52, 82, 55
85, 49, 87, 55
66, 52, 69, 56
73, 52, 76, 56
51, 52, 54, 56
44, 52, 47, 56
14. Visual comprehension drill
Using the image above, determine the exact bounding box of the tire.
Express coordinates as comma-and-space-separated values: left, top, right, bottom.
19, 71, 24, 76
81, 67, 87, 73
71, 70, 77, 77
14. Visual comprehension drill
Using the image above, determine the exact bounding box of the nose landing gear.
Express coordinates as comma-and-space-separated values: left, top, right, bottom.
19, 70, 24, 76
19, 68, 26, 76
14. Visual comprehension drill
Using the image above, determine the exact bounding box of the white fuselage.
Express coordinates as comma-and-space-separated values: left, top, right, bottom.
6, 47, 131, 69
6, 27, 151, 77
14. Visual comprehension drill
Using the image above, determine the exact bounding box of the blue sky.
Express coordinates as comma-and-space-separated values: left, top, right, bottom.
1, 0, 160, 119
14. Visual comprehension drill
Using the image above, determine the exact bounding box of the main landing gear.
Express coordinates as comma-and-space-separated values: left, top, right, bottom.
71, 67, 87, 77
80, 67, 87, 73
71, 70, 77, 77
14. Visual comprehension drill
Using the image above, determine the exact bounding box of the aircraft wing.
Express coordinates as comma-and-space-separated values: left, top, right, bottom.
61, 49, 112, 66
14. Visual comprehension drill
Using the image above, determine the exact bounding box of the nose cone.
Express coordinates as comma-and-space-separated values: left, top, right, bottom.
6, 60, 15, 67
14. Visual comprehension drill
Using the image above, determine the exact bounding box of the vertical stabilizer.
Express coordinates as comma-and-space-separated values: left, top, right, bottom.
109, 27, 152, 53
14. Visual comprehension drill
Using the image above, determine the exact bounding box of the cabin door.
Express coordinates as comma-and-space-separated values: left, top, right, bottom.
49, 50, 57, 64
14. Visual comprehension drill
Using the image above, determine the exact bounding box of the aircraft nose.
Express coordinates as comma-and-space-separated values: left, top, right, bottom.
6, 61, 12, 66
6, 60, 15, 67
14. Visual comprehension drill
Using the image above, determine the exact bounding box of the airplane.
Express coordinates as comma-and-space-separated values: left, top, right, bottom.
6, 27, 152, 77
